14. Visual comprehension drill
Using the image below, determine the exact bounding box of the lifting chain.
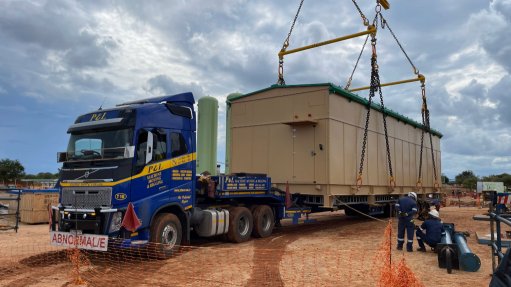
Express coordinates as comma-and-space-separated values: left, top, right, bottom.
357, 11, 394, 190
417, 82, 426, 191
277, 0, 305, 85
424, 83, 439, 190
416, 80, 439, 191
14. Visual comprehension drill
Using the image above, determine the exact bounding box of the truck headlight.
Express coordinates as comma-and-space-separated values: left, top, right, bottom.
109, 212, 123, 232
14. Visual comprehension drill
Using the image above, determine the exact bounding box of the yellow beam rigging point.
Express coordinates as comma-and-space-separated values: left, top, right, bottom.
379, 0, 390, 10
348, 74, 425, 92
279, 25, 376, 58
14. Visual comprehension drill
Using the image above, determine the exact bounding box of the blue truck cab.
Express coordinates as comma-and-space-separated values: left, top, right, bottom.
51, 93, 286, 257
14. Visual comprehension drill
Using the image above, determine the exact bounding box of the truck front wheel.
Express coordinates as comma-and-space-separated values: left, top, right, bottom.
227, 207, 253, 243
150, 213, 182, 259
252, 205, 274, 238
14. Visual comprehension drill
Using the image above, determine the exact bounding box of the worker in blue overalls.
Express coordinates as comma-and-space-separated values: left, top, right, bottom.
395, 192, 418, 252
415, 209, 445, 252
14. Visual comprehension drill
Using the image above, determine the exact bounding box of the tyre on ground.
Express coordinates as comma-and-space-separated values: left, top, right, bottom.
252, 205, 275, 238
227, 206, 253, 243
149, 213, 182, 259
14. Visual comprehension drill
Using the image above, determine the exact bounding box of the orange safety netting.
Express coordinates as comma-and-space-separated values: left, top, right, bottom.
374, 220, 424, 287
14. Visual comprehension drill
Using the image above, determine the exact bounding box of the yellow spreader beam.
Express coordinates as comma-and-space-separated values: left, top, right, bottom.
279, 25, 376, 58
379, 0, 390, 10
349, 74, 425, 92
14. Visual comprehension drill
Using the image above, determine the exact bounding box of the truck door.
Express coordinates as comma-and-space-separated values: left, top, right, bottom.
169, 131, 194, 209
131, 129, 171, 202
292, 125, 315, 183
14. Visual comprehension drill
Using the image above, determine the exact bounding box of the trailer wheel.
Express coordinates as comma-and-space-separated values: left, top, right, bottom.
150, 213, 182, 259
252, 205, 274, 238
227, 207, 253, 243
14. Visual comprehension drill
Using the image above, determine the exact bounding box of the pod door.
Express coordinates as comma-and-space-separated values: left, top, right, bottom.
292, 125, 316, 183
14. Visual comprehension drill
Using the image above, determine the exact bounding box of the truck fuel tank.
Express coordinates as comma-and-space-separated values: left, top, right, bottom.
193, 209, 230, 237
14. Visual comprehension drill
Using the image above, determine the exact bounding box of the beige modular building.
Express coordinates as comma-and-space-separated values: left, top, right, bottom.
227, 83, 442, 208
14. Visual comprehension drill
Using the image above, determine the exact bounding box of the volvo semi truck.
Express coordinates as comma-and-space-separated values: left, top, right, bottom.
51, 92, 289, 257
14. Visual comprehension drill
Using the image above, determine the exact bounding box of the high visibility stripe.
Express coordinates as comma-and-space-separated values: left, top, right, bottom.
417, 237, 421, 240
498, 195, 510, 204
60, 152, 197, 187
412, 208, 418, 211
395, 204, 400, 206
397, 238, 404, 241
407, 240, 413, 243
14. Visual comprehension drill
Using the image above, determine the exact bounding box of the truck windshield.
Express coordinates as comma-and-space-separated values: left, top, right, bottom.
67, 129, 134, 161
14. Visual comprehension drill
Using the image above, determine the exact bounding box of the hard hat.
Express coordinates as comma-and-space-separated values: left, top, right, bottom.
408, 192, 417, 200
429, 209, 440, 219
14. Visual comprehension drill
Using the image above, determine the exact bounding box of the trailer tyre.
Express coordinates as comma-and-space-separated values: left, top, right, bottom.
150, 213, 182, 259
252, 205, 274, 238
227, 207, 253, 243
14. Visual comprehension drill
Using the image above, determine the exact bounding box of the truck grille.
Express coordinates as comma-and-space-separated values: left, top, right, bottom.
61, 187, 112, 208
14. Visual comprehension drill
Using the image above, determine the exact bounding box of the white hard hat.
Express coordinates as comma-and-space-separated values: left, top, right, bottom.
429, 209, 440, 219
408, 192, 417, 200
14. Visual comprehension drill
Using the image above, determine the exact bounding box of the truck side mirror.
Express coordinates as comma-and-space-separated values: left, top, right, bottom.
57, 152, 67, 163
124, 146, 135, 158
145, 131, 153, 164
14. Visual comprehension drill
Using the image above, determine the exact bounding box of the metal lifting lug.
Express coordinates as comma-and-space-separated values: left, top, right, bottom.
418, 74, 426, 83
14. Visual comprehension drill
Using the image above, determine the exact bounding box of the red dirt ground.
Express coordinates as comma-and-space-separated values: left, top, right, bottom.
0, 206, 497, 286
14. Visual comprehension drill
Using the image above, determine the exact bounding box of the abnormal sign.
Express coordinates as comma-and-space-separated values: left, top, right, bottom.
50, 231, 108, 251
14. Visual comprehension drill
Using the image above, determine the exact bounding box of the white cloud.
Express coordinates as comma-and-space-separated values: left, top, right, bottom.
0, 0, 510, 178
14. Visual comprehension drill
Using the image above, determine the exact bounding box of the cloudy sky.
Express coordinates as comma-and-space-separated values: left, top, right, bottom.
0, 0, 509, 179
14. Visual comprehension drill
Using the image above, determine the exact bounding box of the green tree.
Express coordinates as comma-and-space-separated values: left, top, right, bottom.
481, 173, 511, 188
23, 172, 59, 180
455, 170, 478, 189
441, 174, 450, 184
0, 159, 25, 183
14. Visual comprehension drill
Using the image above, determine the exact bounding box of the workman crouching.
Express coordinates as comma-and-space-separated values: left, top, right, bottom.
430, 198, 441, 212
415, 209, 445, 252
396, 192, 418, 252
